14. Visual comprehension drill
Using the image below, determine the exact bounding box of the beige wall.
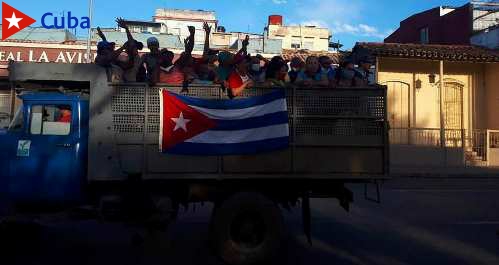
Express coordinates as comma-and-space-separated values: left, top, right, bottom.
485, 64, 499, 129
267, 24, 330, 52
377, 58, 488, 133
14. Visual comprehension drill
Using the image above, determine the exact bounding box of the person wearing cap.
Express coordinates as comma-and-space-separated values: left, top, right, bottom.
354, 57, 374, 86
138, 36, 162, 84
95, 26, 119, 67
95, 26, 132, 83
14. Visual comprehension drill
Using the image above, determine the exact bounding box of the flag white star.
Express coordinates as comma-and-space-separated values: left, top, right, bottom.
171, 112, 190, 132
5, 12, 23, 29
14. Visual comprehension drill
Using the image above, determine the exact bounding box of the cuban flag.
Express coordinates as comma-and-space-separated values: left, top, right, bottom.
159, 89, 289, 155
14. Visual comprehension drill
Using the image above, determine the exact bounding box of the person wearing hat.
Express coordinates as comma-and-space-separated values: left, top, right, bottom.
137, 36, 162, 84
95, 26, 119, 67
354, 57, 374, 86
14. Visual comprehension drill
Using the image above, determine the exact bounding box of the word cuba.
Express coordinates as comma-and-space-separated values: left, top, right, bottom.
41, 12, 90, 29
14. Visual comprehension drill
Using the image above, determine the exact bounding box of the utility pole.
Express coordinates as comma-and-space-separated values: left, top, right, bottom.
85, 0, 94, 63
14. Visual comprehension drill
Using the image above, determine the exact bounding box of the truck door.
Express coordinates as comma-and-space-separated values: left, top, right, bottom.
9, 101, 81, 203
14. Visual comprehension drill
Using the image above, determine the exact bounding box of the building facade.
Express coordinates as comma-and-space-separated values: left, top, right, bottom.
153, 9, 217, 45
471, 25, 499, 49
385, 1, 499, 48
266, 15, 331, 52
353, 42, 499, 173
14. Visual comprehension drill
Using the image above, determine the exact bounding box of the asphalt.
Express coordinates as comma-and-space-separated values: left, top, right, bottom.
2, 177, 499, 265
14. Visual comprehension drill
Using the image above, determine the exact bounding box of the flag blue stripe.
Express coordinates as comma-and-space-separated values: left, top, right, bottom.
171, 89, 285, 110
165, 137, 289, 155
210, 111, 288, 131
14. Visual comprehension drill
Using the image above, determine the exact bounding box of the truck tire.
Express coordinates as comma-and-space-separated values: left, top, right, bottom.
209, 192, 284, 265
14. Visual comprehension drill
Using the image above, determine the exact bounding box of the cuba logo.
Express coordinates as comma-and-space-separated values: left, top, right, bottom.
2, 2, 90, 40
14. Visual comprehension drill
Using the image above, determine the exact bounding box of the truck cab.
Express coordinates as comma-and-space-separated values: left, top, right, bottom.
0, 92, 89, 204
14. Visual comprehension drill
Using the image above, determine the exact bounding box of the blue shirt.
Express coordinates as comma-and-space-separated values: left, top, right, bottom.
297, 70, 322, 81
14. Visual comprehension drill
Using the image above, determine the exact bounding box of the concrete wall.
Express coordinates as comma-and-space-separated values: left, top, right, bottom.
471, 27, 499, 50
267, 24, 330, 52
485, 63, 499, 130
377, 57, 495, 168
153, 9, 217, 45
377, 58, 481, 132
385, 4, 471, 45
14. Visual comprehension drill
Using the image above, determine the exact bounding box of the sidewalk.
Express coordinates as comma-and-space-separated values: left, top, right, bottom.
378, 176, 499, 190
390, 165, 499, 178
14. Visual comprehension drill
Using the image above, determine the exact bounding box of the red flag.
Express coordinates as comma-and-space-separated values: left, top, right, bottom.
2, 2, 36, 40
160, 90, 216, 150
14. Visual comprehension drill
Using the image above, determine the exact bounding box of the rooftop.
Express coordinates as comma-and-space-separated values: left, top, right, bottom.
353, 42, 499, 63
0, 26, 77, 43
154, 8, 217, 21
281, 49, 343, 64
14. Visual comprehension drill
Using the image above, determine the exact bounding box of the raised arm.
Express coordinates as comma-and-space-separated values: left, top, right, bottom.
186, 26, 196, 55
96, 27, 107, 42
202, 22, 211, 58
116, 17, 134, 42
237, 35, 249, 57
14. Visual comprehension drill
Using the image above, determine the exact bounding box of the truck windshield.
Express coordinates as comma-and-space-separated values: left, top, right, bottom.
8, 104, 23, 131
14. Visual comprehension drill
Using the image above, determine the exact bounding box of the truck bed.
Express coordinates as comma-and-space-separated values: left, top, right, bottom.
88, 83, 388, 181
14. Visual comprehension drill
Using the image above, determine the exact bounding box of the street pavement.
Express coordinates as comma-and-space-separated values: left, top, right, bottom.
2, 178, 499, 265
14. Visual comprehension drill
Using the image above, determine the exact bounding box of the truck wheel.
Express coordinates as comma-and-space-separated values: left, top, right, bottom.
209, 192, 284, 265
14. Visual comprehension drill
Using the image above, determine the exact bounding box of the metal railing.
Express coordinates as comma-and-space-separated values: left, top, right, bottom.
390, 128, 499, 166
102, 83, 390, 176
469, 130, 488, 162
109, 83, 388, 146
389, 128, 463, 147
0, 93, 12, 128
486, 130, 499, 165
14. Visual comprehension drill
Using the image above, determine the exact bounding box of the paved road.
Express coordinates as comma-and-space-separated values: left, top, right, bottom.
3, 178, 499, 265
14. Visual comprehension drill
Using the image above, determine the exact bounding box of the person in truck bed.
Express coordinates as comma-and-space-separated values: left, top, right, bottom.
115, 18, 144, 83
264, 56, 289, 88
138, 37, 161, 85
335, 58, 356, 87
157, 26, 196, 85
295, 56, 329, 88
288, 57, 304, 84
226, 55, 254, 98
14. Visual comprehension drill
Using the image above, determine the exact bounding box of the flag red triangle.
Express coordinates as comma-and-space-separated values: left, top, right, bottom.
160, 90, 217, 150
2, 2, 37, 40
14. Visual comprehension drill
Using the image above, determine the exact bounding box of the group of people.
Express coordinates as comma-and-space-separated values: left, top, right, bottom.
95, 18, 374, 98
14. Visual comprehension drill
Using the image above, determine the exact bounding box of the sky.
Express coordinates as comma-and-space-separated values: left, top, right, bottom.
3, 0, 470, 49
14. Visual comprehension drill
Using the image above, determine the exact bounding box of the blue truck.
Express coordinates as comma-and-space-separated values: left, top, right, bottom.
0, 62, 388, 265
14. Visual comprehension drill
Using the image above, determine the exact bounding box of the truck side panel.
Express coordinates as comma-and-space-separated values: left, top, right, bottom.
88, 84, 388, 181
